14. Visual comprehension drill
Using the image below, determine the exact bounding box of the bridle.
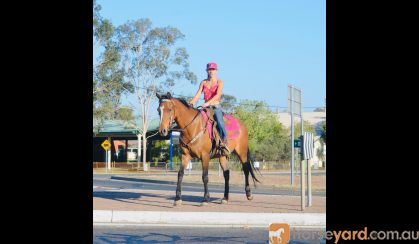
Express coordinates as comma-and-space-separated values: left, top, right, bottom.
158, 99, 208, 147
159, 99, 176, 129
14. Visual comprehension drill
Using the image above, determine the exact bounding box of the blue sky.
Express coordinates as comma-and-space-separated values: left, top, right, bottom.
95, 0, 325, 115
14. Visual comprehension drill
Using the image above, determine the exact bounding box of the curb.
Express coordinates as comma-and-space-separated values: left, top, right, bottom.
93, 210, 325, 228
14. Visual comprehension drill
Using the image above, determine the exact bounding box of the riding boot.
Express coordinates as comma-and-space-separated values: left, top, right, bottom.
219, 139, 231, 155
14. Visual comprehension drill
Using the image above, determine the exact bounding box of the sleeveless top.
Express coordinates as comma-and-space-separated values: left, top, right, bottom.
203, 80, 219, 102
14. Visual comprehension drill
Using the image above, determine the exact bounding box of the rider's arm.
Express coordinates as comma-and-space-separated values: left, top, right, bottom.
204, 80, 224, 106
189, 80, 205, 105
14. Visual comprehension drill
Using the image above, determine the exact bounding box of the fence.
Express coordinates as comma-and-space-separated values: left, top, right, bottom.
93, 160, 326, 174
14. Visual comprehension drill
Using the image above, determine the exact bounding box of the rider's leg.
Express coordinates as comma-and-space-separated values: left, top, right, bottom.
213, 106, 227, 142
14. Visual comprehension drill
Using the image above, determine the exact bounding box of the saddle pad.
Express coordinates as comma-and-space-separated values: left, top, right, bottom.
200, 111, 240, 140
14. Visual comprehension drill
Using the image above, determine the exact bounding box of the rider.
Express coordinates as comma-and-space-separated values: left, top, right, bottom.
189, 62, 229, 153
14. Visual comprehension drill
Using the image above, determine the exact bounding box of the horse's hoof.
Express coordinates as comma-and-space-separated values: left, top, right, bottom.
221, 198, 228, 204
174, 200, 182, 206
246, 195, 253, 201
200, 201, 208, 206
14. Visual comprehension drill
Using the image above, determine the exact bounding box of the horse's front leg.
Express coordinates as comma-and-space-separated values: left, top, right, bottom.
201, 153, 210, 206
219, 156, 230, 204
174, 153, 191, 206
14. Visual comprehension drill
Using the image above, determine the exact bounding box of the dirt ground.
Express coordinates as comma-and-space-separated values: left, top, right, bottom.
93, 189, 326, 213
108, 170, 326, 192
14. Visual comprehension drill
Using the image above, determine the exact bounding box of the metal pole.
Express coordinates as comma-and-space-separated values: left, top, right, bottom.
290, 86, 295, 187
307, 158, 312, 207
170, 132, 173, 171
108, 149, 112, 169
107, 137, 111, 171
301, 149, 305, 211
137, 134, 141, 172
300, 90, 305, 211
105, 150, 108, 173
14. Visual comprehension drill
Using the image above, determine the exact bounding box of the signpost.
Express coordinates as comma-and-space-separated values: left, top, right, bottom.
288, 84, 310, 211
294, 139, 301, 148
101, 139, 111, 172
302, 132, 314, 207
288, 85, 302, 188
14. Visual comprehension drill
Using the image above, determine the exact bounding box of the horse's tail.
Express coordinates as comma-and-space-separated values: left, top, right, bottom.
246, 147, 261, 186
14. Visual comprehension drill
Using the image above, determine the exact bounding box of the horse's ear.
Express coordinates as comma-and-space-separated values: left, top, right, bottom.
156, 93, 161, 100
167, 92, 172, 99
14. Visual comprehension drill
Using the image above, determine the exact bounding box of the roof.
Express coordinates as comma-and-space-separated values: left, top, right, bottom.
277, 112, 326, 128
93, 119, 162, 137
277, 112, 326, 136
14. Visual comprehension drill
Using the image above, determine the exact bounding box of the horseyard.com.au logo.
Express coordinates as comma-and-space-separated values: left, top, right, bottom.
269, 223, 290, 244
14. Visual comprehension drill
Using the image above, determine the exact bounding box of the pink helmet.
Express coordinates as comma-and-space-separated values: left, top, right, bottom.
206, 62, 218, 70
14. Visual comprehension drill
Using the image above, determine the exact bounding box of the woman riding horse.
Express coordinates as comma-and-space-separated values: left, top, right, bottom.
189, 62, 229, 154
156, 91, 260, 206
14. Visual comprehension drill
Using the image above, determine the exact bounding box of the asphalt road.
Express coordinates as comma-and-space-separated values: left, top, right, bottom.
93, 174, 325, 197
93, 226, 326, 244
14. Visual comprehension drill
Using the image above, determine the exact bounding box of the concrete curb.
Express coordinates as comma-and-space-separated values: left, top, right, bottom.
93, 210, 325, 228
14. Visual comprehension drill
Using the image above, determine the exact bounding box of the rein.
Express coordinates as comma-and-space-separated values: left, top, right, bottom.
160, 99, 209, 148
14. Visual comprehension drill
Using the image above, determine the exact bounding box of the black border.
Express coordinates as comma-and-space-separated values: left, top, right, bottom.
327, 0, 419, 235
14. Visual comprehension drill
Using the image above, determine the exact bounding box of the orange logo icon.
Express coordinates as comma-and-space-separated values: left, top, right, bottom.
269, 223, 290, 244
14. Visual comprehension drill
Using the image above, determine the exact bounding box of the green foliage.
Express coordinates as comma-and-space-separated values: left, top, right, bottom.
150, 140, 170, 162
93, 1, 133, 132
320, 121, 326, 144
220, 94, 237, 114
116, 106, 135, 121
234, 100, 290, 161
115, 19, 197, 96
293, 120, 315, 139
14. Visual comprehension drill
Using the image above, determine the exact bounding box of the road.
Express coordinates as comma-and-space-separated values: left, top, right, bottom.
93, 174, 325, 197
93, 226, 326, 243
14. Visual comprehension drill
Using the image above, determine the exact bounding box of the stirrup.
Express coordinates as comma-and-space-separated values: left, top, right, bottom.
219, 141, 230, 155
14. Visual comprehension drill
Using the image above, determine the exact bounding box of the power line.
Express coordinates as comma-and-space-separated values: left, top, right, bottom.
123, 85, 325, 110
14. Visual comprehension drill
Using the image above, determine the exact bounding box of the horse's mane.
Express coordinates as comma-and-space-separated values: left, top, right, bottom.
160, 94, 195, 110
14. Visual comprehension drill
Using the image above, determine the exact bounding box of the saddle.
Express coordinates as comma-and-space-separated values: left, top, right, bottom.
202, 108, 230, 158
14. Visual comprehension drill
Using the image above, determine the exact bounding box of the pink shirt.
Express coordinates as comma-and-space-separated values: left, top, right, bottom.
203, 81, 219, 102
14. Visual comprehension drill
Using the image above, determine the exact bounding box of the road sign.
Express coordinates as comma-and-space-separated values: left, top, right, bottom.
101, 139, 111, 151
294, 139, 301, 148
288, 85, 302, 117
302, 132, 314, 160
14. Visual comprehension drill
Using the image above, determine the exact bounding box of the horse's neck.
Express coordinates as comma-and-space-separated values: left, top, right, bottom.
174, 101, 201, 130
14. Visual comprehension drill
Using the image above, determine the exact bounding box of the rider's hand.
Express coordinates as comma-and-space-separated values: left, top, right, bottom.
202, 102, 209, 108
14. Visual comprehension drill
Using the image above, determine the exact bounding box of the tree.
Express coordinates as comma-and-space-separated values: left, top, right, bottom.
234, 100, 290, 162
115, 106, 135, 121
150, 140, 170, 163
115, 19, 197, 168
294, 120, 315, 139
220, 94, 237, 114
93, 0, 133, 133
320, 121, 326, 144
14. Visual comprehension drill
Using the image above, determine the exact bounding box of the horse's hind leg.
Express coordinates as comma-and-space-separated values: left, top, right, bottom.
174, 153, 191, 206
219, 156, 230, 204
243, 162, 253, 200
236, 147, 253, 201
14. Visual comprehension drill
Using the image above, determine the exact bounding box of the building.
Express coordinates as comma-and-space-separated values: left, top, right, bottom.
277, 111, 326, 168
93, 119, 169, 163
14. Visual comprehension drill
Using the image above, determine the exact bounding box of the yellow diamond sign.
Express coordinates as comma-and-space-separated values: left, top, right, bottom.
101, 140, 111, 151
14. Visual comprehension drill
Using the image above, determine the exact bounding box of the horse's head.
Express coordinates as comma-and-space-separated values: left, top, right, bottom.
156, 92, 175, 137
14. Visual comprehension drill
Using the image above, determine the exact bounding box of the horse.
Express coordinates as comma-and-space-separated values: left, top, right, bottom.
156, 92, 260, 206
269, 228, 285, 244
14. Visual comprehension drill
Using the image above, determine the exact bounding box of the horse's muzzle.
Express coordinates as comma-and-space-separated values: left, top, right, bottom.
160, 128, 168, 137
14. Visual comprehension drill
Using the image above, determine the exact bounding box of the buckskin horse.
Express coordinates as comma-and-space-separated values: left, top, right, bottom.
156, 92, 260, 206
